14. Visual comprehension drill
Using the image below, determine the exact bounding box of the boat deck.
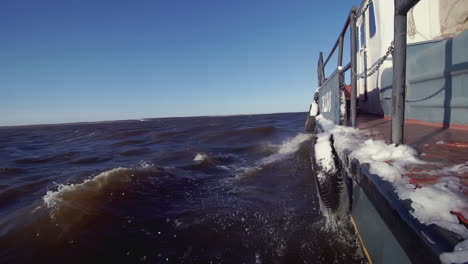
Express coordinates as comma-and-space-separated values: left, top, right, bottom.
355, 114, 468, 222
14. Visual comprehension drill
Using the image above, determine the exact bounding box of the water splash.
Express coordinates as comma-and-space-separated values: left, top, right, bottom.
234, 133, 312, 179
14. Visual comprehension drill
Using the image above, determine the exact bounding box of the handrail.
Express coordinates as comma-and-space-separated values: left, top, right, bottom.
340, 62, 351, 73
391, 0, 420, 144
316, 7, 356, 127
320, 9, 354, 78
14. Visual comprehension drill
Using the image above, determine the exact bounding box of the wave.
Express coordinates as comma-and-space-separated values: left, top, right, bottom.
111, 139, 146, 146
12, 151, 80, 165
42, 163, 161, 222
149, 126, 211, 142
228, 142, 279, 156
149, 130, 188, 142
180, 153, 218, 171
178, 153, 241, 172
119, 148, 151, 156
235, 126, 276, 134
107, 129, 150, 139
0, 162, 169, 247
206, 126, 277, 143
234, 133, 312, 179
43, 167, 133, 218
63, 132, 96, 142
221, 126, 277, 137
14, 155, 63, 165
70, 156, 113, 164
0, 167, 27, 174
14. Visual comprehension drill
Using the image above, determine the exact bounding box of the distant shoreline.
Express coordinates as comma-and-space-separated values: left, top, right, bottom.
0, 111, 307, 129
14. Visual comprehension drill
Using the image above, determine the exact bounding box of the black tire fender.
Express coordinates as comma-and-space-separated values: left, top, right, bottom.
310, 135, 343, 212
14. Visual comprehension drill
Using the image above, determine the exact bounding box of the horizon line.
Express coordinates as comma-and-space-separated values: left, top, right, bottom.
0, 111, 307, 129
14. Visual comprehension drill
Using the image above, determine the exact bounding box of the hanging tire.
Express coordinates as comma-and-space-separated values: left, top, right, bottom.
310, 135, 343, 212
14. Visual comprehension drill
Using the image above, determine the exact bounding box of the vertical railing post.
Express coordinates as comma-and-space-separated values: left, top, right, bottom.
338, 34, 345, 125
318, 52, 324, 87
350, 8, 358, 128
392, 0, 419, 144
338, 35, 344, 67
391, 11, 406, 144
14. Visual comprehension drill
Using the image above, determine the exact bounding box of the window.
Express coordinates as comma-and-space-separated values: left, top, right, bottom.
369, 2, 376, 38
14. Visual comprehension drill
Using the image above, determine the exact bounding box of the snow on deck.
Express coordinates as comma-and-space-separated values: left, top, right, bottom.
316, 115, 468, 263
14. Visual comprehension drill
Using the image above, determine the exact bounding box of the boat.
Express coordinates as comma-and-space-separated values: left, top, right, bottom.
306, 0, 468, 263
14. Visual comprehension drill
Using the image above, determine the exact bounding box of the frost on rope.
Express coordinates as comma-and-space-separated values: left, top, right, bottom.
316, 115, 468, 261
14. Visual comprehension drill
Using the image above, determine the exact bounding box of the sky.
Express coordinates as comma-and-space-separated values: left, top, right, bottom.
1, 0, 359, 126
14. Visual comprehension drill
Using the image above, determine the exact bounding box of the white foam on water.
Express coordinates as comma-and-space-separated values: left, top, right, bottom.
275, 133, 312, 155
255, 252, 262, 264
193, 153, 209, 162
138, 160, 155, 169
319, 208, 360, 254
234, 133, 312, 179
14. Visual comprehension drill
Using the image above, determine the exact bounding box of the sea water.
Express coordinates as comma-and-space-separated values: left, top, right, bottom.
0, 112, 365, 264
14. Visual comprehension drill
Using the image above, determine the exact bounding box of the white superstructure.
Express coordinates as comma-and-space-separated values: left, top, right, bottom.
355, 0, 468, 114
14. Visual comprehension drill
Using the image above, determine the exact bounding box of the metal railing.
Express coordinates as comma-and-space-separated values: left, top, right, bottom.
316, 9, 354, 127
391, 0, 420, 144
317, 10, 353, 88
316, 0, 421, 144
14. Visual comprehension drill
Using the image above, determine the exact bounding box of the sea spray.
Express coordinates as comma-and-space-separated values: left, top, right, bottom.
234, 133, 312, 179
193, 153, 209, 162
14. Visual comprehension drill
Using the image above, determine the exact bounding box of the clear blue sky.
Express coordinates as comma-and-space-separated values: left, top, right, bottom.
1, 0, 359, 126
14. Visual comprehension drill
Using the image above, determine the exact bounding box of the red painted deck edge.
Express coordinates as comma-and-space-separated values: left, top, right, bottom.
383, 116, 468, 131
450, 211, 468, 225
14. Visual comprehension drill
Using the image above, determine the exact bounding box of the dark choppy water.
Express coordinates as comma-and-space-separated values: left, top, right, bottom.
0, 112, 365, 264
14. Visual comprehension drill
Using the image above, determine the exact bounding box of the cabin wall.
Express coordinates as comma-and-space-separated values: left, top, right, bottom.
356, 0, 394, 115
405, 30, 468, 125
379, 25, 468, 125
407, 0, 441, 43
